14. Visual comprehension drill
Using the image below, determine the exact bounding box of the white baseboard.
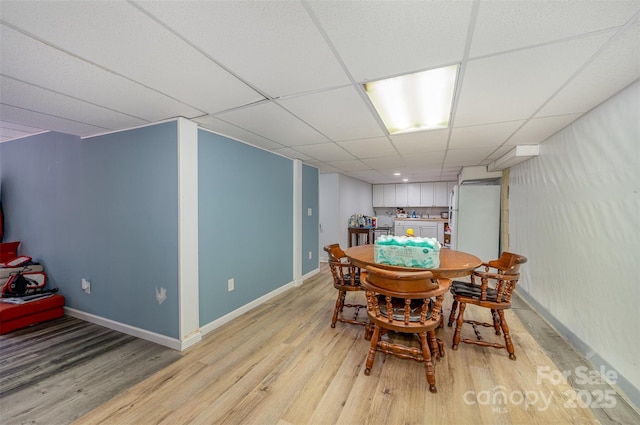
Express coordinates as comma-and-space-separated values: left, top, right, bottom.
200, 280, 295, 335
64, 307, 201, 351
65, 277, 309, 351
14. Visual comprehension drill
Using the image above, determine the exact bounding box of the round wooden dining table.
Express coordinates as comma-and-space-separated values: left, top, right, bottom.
345, 244, 482, 279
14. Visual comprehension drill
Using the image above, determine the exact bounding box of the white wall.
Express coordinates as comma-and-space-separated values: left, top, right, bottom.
510, 81, 640, 408
319, 173, 373, 261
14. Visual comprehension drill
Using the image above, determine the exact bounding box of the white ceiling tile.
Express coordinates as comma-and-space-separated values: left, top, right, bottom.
486, 145, 516, 162
293, 143, 355, 162
406, 171, 448, 182
135, 0, 350, 97
337, 137, 397, 159
0, 124, 43, 141
313, 163, 344, 174
449, 120, 525, 149
0, 121, 44, 133
538, 19, 640, 117
271, 147, 314, 162
507, 114, 583, 146
309, 1, 473, 81
0, 25, 202, 123
278, 86, 385, 141
403, 151, 446, 167
444, 147, 497, 167
0, 1, 263, 113
347, 169, 394, 184
392, 130, 450, 155
361, 155, 406, 170
217, 102, 328, 146
195, 116, 284, 150
471, 0, 640, 57
326, 160, 371, 172
0, 104, 108, 137
1, 76, 147, 130
455, 32, 613, 127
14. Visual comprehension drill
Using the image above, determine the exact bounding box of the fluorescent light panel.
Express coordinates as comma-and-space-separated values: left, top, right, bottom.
364, 64, 459, 135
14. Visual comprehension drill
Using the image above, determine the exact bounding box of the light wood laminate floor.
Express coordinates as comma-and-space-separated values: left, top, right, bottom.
1, 264, 638, 424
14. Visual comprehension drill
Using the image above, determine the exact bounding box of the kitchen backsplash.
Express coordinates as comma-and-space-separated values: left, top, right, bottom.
374, 207, 448, 227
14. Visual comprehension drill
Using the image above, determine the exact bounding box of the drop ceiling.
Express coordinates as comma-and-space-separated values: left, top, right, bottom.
1, 1, 638, 184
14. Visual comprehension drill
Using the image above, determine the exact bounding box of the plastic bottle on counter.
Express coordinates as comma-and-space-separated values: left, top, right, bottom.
372, 217, 377, 228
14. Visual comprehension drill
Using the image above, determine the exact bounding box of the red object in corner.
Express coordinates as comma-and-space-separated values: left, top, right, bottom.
0, 294, 65, 334
0, 241, 20, 263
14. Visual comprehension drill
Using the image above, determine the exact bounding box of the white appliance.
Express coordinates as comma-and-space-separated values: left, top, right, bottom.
449, 185, 501, 262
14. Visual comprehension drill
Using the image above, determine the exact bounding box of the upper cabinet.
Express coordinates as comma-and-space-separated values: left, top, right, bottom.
433, 182, 449, 207
395, 184, 408, 207
407, 183, 421, 206
419, 183, 434, 207
372, 185, 384, 207
373, 181, 455, 207
373, 184, 398, 207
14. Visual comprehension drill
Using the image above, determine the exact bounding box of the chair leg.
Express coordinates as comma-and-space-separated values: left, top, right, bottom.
364, 325, 380, 376
448, 300, 458, 327
419, 331, 437, 393
498, 310, 516, 360
452, 302, 466, 350
331, 291, 345, 328
491, 309, 501, 335
428, 329, 440, 360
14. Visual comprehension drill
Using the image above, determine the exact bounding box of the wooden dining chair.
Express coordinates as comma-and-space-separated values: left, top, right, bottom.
448, 252, 527, 360
323, 244, 367, 328
361, 266, 451, 393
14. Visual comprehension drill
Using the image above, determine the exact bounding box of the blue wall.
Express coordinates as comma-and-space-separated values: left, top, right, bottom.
302, 164, 319, 275
0, 123, 180, 337
198, 130, 294, 326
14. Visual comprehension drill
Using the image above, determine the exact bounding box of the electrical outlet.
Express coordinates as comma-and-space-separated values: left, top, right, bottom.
307, 208, 312, 216
81, 278, 91, 294
228, 278, 234, 292
308, 251, 312, 260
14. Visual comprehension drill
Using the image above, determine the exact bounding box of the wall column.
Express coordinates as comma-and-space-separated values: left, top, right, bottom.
177, 118, 201, 349
293, 159, 303, 286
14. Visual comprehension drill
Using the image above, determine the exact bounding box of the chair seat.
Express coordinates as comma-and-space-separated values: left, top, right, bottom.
377, 296, 433, 322
451, 281, 506, 302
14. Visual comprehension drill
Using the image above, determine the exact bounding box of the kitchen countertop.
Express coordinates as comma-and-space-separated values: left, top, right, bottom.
395, 218, 448, 222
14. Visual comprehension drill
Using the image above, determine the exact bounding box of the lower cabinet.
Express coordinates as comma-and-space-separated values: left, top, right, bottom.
418, 222, 437, 239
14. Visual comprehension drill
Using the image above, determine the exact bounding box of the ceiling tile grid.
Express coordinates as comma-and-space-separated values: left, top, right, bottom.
1, 0, 638, 183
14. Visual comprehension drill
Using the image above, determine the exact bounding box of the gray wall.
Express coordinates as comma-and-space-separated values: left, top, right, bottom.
0, 121, 319, 344
197, 129, 294, 326
510, 82, 640, 408
0, 123, 180, 337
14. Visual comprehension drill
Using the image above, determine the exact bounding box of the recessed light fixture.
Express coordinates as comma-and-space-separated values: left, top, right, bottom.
402, 178, 409, 182
394, 172, 401, 176
364, 64, 459, 135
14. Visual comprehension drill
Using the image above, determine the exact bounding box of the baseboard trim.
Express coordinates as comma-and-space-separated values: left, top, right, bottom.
64, 307, 200, 351
200, 280, 295, 335
516, 289, 640, 412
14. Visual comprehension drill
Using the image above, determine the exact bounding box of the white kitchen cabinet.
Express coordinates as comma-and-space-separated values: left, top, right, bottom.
419, 183, 434, 207
372, 185, 384, 207
395, 184, 408, 207
373, 184, 397, 207
383, 184, 396, 207
418, 222, 438, 239
374, 181, 455, 208
407, 183, 421, 206
433, 182, 449, 206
